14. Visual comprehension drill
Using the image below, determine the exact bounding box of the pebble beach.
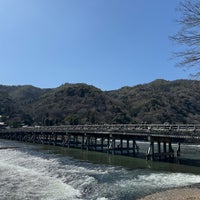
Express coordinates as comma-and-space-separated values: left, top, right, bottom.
138, 184, 200, 200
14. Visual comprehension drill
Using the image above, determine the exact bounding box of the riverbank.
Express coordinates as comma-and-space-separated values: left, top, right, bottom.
138, 183, 200, 200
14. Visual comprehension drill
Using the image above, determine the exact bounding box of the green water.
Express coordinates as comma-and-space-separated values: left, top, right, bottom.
39, 143, 200, 174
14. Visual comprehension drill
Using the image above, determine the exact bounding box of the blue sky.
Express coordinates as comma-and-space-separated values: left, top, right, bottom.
0, 0, 190, 90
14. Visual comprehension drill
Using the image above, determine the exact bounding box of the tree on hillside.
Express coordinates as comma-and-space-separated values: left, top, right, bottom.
171, 0, 200, 74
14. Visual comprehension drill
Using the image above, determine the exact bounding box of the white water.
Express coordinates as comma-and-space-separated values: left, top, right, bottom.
0, 140, 200, 200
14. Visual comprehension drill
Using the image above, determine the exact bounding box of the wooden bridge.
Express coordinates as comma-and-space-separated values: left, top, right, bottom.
0, 124, 200, 161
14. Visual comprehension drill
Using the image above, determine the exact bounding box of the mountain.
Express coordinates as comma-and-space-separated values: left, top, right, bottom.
0, 79, 200, 127
107, 79, 200, 123
24, 83, 129, 125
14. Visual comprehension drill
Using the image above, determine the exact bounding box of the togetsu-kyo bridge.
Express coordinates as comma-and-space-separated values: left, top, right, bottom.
0, 124, 200, 161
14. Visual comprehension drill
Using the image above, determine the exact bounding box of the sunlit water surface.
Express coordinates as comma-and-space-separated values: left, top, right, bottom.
0, 139, 200, 200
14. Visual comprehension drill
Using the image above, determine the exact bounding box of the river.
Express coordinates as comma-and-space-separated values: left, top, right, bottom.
0, 139, 200, 200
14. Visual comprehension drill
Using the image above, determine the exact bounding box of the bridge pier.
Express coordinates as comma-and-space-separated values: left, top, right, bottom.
149, 141, 155, 160
94, 137, 96, 151
127, 138, 130, 155
111, 136, 115, 155
132, 139, 139, 156
177, 142, 181, 157
132, 139, 135, 156
106, 136, 110, 153
146, 137, 175, 161
169, 142, 174, 159
163, 142, 167, 160
81, 134, 84, 149
67, 134, 70, 148
157, 141, 161, 160
120, 138, 123, 154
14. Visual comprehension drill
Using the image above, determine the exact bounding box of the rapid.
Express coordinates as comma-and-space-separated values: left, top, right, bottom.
0, 139, 200, 200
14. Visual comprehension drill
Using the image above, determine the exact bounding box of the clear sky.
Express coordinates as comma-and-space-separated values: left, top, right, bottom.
0, 0, 190, 90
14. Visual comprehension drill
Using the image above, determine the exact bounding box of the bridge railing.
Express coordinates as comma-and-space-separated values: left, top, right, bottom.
1, 124, 200, 134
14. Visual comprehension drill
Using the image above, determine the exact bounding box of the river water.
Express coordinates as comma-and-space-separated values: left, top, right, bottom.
0, 139, 200, 200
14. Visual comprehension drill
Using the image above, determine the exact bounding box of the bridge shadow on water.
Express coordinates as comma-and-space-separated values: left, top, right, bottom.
35, 143, 200, 175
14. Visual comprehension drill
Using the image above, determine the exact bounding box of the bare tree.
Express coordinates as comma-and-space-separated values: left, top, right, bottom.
171, 0, 200, 75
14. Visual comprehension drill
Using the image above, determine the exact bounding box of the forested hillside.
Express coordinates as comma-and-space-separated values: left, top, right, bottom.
0, 79, 200, 127
107, 79, 200, 124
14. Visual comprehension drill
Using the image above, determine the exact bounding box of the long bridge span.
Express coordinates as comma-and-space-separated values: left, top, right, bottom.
0, 124, 200, 161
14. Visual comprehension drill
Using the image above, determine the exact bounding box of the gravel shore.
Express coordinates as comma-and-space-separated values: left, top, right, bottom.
138, 184, 200, 200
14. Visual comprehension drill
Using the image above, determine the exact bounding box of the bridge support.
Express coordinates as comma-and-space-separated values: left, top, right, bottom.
127, 138, 129, 155
146, 137, 175, 161
177, 142, 181, 157
112, 136, 116, 155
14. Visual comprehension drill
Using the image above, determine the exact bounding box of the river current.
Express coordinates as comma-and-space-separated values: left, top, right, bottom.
0, 139, 200, 200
